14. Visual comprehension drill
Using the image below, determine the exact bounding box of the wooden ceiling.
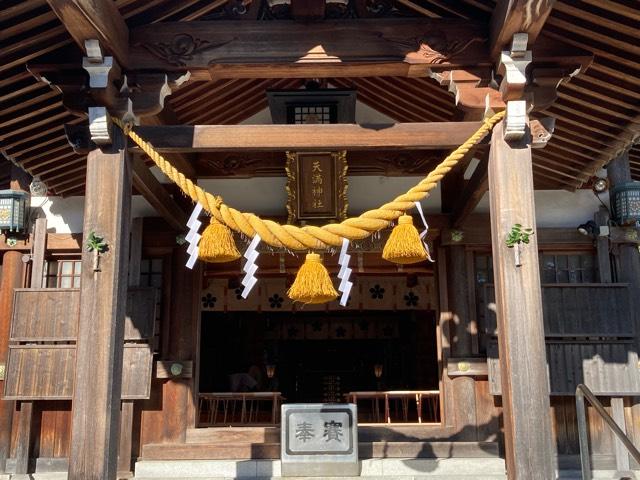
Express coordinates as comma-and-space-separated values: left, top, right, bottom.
0, 0, 639, 196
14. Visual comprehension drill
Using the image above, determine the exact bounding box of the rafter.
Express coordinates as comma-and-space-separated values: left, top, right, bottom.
46, 0, 130, 67
490, 0, 556, 58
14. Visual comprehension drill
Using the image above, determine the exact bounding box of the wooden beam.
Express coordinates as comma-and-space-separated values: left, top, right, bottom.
291, 0, 325, 20
451, 154, 489, 228
46, 0, 129, 67
126, 122, 487, 152
139, 112, 197, 179
130, 19, 490, 80
132, 156, 188, 231
195, 150, 448, 177
487, 121, 554, 479
125, 18, 586, 81
490, 0, 556, 58
69, 130, 131, 480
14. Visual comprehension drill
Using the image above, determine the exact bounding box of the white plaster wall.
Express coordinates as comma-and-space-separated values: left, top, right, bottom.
197, 176, 442, 217
475, 189, 606, 228
30, 195, 156, 234
33, 187, 604, 234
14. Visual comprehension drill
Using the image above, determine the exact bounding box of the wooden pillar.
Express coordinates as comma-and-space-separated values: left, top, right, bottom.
0, 165, 30, 473
607, 150, 640, 474
487, 121, 554, 479
444, 246, 478, 439
69, 131, 132, 480
0, 251, 23, 473
594, 208, 612, 283
160, 250, 200, 442
13, 217, 48, 475
608, 150, 640, 298
118, 217, 143, 478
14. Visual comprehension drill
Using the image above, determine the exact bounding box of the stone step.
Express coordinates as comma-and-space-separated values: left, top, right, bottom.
131, 477, 508, 480
134, 458, 508, 479
142, 441, 500, 461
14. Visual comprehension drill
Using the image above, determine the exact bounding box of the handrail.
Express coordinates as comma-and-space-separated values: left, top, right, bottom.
575, 384, 640, 479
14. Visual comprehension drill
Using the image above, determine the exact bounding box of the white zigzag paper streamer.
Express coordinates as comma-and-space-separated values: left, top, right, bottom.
414, 201, 435, 262
185, 203, 203, 269
241, 234, 261, 298
337, 238, 353, 307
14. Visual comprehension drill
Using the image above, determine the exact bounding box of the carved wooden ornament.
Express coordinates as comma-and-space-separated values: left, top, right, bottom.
286, 151, 348, 224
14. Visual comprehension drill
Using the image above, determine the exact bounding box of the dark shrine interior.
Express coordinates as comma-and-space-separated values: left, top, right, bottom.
199, 310, 439, 403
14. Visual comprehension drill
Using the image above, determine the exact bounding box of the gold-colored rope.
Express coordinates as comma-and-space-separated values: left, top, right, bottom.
113, 111, 504, 250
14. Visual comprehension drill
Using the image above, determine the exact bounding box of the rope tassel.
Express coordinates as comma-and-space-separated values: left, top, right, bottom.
382, 215, 428, 264
287, 253, 338, 304
198, 219, 241, 263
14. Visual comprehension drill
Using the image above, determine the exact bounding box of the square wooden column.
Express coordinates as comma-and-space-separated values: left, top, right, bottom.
69, 131, 132, 480
488, 121, 554, 479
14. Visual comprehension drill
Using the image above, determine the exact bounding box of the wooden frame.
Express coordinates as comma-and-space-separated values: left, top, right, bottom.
286, 151, 348, 223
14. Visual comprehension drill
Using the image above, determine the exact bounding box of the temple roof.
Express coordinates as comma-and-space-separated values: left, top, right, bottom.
0, 0, 638, 195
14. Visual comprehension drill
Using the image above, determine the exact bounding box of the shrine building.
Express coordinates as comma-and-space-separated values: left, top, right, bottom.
0, 1, 639, 479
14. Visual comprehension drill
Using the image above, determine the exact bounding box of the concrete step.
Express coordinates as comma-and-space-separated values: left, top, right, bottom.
134, 458, 508, 479
142, 441, 499, 461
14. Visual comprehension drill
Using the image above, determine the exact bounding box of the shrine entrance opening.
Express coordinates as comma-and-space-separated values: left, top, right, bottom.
197, 287, 439, 427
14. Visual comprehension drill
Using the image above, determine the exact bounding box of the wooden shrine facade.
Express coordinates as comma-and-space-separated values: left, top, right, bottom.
1, 1, 640, 480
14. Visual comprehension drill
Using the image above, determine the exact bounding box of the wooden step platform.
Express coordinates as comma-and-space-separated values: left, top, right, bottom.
141, 441, 499, 461
185, 424, 461, 444
186, 427, 280, 444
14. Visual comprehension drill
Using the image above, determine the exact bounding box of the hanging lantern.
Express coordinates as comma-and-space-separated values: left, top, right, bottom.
610, 182, 640, 226
0, 190, 29, 233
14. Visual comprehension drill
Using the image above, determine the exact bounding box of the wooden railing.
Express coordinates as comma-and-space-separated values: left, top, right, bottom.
4, 287, 157, 400
576, 385, 640, 480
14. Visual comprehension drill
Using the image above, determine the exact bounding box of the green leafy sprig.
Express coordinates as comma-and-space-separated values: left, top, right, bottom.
506, 224, 534, 248
86, 231, 108, 253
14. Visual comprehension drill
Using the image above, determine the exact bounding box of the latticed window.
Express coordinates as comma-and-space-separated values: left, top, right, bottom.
43, 259, 82, 288
288, 104, 335, 124
140, 258, 163, 288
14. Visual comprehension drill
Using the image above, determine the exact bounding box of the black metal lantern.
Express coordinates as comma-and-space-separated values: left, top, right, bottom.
0, 190, 29, 232
610, 182, 640, 226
